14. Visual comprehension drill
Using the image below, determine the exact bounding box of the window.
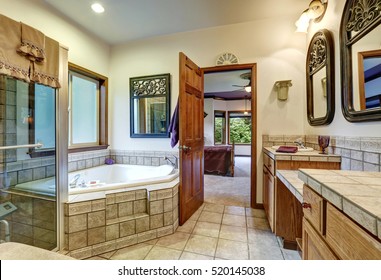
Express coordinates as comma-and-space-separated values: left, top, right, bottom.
28, 83, 56, 158
214, 110, 226, 145
68, 63, 108, 152
228, 111, 251, 144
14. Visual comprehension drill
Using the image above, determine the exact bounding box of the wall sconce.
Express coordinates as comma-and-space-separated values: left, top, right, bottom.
295, 0, 327, 33
275, 80, 292, 101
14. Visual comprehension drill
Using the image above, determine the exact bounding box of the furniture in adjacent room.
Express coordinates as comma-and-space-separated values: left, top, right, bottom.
204, 144, 234, 176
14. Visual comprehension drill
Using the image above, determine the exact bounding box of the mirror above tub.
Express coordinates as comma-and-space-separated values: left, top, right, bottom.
340, 0, 381, 122
130, 73, 171, 138
307, 29, 335, 126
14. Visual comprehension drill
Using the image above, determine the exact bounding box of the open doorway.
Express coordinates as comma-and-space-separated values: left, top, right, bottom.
202, 64, 258, 209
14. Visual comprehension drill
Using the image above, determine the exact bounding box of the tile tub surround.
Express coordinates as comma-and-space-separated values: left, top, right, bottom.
263, 135, 381, 172
298, 169, 381, 241
68, 149, 179, 173
64, 181, 179, 259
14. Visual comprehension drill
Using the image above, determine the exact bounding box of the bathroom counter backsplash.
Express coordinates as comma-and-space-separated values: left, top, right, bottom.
298, 169, 381, 240
263, 147, 341, 162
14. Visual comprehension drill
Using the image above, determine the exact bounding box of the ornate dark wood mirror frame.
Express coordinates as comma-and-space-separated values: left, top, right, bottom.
340, 0, 381, 122
307, 29, 335, 126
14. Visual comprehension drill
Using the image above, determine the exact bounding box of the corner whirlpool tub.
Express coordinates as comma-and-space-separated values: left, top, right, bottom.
68, 164, 178, 195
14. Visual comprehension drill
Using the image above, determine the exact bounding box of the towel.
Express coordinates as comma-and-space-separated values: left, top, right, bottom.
30, 37, 61, 88
17, 22, 45, 62
276, 146, 298, 153
0, 14, 30, 82
168, 99, 179, 148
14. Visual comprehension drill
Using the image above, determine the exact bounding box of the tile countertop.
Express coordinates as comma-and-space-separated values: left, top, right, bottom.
298, 169, 381, 240
276, 170, 304, 203
263, 147, 341, 162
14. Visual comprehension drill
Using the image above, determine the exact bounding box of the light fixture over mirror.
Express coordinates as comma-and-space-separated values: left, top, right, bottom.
295, 0, 328, 33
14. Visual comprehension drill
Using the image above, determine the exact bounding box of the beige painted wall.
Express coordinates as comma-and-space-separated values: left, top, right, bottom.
0, 0, 110, 76
109, 16, 307, 203
305, 0, 381, 136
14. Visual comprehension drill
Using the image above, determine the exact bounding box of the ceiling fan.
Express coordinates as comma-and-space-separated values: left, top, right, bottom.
232, 72, 251, 92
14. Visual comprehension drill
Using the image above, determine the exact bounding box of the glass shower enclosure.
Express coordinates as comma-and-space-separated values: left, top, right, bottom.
0, 75, 57, 250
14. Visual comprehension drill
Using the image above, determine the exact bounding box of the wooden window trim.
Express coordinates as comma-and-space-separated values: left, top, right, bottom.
68, 63, 108, 153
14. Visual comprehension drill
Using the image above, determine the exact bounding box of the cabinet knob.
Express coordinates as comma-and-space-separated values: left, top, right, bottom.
302, 202, 312, 209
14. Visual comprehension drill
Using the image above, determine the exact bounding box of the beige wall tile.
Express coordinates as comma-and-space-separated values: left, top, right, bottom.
150, 214, 164, 229
106, 205, 118, 220
118, 201, 133, 217
88, 211, 105, 228
34, 227, 56, 244
68, 214, 87, 233
91, 199, 106, 211
88, 227, 106, 246
92, 240, 116, 256
134, 199, 147, 214
136, 216, 150, 233
106, 224, 119, 241
150, 200, 163, 215
163, 198, 173, 212
163, 211, 173, 226
135, 190, 146, 200
120, 220, 135, 237
68, 230, 87, 251
157, 225, 174, 238
69, 246, 92, 260
106, 194, 115, 205
116, 234, 138, 249
115, 191, 136, 203
68, 201, 92, 216
157, 188, 173, 200
137, 229, 157, 243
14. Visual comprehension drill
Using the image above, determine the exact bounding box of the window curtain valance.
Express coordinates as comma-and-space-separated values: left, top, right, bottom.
0, 14, 60, 88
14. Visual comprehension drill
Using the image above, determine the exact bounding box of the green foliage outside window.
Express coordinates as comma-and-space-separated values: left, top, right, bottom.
214, 117, 223, 144
229, 117, 251, 144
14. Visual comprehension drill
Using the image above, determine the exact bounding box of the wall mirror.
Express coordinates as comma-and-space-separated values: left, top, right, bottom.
340, 0, 381, 122
130, 73, 170, 138
307, 29, 335, 126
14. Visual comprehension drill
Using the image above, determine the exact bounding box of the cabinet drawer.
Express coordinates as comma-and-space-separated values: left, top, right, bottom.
263, 153, 275, 175
303, 185, 323, 234
326, 203, 381, 260
302, 218, 338, 260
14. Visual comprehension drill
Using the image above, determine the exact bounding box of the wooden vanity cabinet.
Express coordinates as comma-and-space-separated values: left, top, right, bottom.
302, 185, 381, 260
263, 153, 275, 231
262, 150, 340, 238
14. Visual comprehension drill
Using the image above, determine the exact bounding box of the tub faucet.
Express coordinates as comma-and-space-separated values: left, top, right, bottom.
164, 155, 178, 168
69, 174, 81, 188
293, 138, 305, 149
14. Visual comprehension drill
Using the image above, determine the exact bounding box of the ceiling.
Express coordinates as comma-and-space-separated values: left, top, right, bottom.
42, 0, 307, 100
204, 70, 251, 100
43, 0, 306, 45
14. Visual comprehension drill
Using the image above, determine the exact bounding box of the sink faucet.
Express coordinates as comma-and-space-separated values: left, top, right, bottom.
164, 155, 178, 168
69, 174, 81, 188
293, 138, 305, 149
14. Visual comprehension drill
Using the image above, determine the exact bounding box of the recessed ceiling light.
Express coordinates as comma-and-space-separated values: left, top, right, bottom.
91, 3, 105, 14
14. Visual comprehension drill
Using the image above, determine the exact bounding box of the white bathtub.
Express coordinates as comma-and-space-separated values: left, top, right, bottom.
10, 164, 178, 196
68, 164, 178, 194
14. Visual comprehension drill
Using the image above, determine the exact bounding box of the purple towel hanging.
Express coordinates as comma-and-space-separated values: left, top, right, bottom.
168, 99, 179, 148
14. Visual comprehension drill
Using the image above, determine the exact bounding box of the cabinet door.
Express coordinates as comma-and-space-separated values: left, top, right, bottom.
302, 218, 338, 260
263, 167, 274, 232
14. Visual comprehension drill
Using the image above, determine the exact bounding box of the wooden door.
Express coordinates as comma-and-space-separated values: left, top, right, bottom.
179, 52, 204, 225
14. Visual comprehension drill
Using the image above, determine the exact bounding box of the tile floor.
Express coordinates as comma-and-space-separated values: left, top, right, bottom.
87, 203, 301, 260
85, 157, 301, 260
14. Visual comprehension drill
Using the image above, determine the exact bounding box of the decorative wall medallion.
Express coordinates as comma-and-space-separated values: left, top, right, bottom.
216, 52, 239, 66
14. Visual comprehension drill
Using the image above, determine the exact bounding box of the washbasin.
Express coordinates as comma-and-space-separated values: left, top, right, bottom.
271, 146, 314, 152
